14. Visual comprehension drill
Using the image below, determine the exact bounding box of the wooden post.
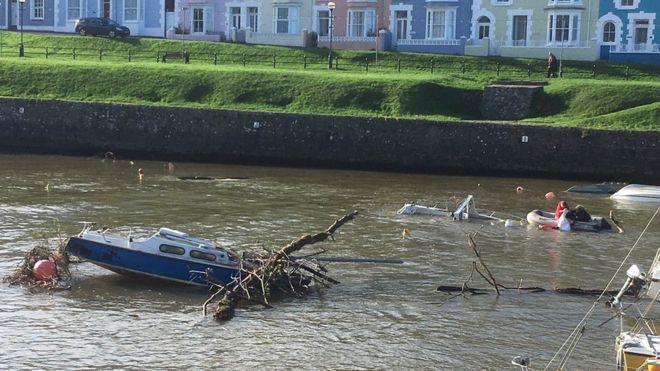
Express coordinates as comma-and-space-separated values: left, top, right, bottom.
397, 58, 401, 73
99, 48, 103, 61
431, 59, 435, 74
45, 47, 48, 59
625, 66, 630, 80
214, 53, 217, 65
73, 48, 76, 60
273, 53, 276, 68
365, 57, 368, 72
592, 64, 596, 79
242, 54, 246, 67
303, 55, 307, 69
496, 62, 500, 77
527, 63, 531, 78
128, 49, 132, 62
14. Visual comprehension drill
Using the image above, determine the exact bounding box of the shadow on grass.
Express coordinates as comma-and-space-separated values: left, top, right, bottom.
398, 82, 483, 119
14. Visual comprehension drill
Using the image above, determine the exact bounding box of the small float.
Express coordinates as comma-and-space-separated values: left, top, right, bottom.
526, 209, 612, 232
65, 224, 240, 286
398, 195, 505, 222
610, 184, 660, 203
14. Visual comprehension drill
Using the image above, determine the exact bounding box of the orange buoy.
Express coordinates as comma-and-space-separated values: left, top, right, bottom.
545, 191, 556, 200
33, 260, 57, 281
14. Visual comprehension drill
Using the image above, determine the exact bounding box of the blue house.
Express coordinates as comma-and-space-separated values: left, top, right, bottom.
598, 0, 660, 64
389, 0, 472, 55
0, 0, 167, 37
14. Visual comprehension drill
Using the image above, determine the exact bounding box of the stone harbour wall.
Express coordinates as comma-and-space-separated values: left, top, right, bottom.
0, 98, 658, 182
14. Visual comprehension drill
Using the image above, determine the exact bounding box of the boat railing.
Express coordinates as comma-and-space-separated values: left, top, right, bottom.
158, 227, 217, 250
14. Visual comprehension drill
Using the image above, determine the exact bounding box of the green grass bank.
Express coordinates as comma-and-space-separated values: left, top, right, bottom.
0, 32, 659, 131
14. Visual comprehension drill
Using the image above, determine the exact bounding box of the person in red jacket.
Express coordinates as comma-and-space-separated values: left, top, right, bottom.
555, 201, 569, 219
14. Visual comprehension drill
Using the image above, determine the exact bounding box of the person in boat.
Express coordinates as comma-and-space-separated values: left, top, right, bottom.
557, 208, 573, 231
574, 205, 592, 222
555, 201, 570, 219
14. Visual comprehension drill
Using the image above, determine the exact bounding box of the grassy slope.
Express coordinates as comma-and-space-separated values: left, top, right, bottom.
0, 32, 659, 130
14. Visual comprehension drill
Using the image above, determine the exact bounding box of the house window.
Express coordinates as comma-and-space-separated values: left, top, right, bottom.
192, 8, 204, 33
230, 7, 241, 29
348, 9, 375, 37
32, 0, 44, 19
247, 7, 258, 32
426, 9, 455, 39
317, 10, 329, 36
548, 13, 578, 44
67, 0, 81, 20
275, 7, 299, 34
512, 15, 527, 46
124, 0, 138, 21
395, 10, 408, 40
478, 16, 490, 39
603, 21, 615, 43
615, 0, 639, 9
633, 19, 650, 51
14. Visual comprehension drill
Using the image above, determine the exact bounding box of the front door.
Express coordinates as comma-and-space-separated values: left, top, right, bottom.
103, 0, 111, 19
10, 0, 17, 29
395, 11, 407, 40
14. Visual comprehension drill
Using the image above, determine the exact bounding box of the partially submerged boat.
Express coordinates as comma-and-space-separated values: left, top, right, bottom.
397, 195, 504, 222
65, 224, 240, 286
611, 184, 660, 203
566, 182, 627, 194
526, 209, 611, 232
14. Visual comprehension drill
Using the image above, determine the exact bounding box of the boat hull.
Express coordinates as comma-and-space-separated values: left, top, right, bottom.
66, 236, 239, 286
617, 333, 660, 371
526, 210, 611, 232
611, 184, 660, 203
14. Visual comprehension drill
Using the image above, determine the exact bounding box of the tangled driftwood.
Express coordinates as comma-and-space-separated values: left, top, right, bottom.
203, 211, 358, 320
3, 238, 72, 290
437, 233, 640, 300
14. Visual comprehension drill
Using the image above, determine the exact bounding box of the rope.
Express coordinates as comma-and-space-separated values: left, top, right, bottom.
544, 206, 660, 370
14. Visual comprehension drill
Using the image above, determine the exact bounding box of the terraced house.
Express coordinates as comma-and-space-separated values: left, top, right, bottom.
387, 0, 471, 54
465, 0, 601, 61
598, 0, 659, 64
0, 0, 167, 37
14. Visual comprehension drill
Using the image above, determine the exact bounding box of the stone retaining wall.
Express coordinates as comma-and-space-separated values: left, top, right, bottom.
0, 98, 658, 182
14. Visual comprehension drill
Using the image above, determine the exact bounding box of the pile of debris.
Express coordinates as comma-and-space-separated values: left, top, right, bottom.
3, 238, 72, 290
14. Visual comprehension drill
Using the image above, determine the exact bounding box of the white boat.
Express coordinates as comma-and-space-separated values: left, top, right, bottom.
614, 264, 660, 371
397, 195, 505, 222
611, 184, 660, 203
526, 209, 612, 232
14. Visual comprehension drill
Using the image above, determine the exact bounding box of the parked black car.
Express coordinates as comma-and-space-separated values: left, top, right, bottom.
74, 18, 130, 38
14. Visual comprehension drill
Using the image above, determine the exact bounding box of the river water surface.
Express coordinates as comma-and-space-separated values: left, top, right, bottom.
1, 154, 659, 370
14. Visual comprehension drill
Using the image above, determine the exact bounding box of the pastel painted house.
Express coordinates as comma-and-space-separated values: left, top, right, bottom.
388, 0, 472, 54
597, 0, 659, 64
315, 0, 389, 51
170, 0, 226, 40
0, 0, 167, 37
466, 0, 601, 61
235, 0, 313, 47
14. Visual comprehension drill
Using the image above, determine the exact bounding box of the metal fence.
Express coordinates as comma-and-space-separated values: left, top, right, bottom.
0, 42, 658, 81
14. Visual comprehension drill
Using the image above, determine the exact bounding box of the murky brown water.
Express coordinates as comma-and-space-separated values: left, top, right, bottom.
1, 154, 659, 369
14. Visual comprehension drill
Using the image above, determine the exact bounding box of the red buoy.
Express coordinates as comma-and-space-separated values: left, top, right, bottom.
33, 260, 57, 281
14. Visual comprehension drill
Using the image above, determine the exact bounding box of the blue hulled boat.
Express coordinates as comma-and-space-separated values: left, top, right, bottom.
65, 224, 240, 286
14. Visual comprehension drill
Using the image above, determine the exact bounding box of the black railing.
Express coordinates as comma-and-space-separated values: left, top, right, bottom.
1, 42, 659, 81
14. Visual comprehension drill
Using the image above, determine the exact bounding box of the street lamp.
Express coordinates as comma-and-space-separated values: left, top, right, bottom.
19, 0, 26, 57
327, 1, 335, 69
